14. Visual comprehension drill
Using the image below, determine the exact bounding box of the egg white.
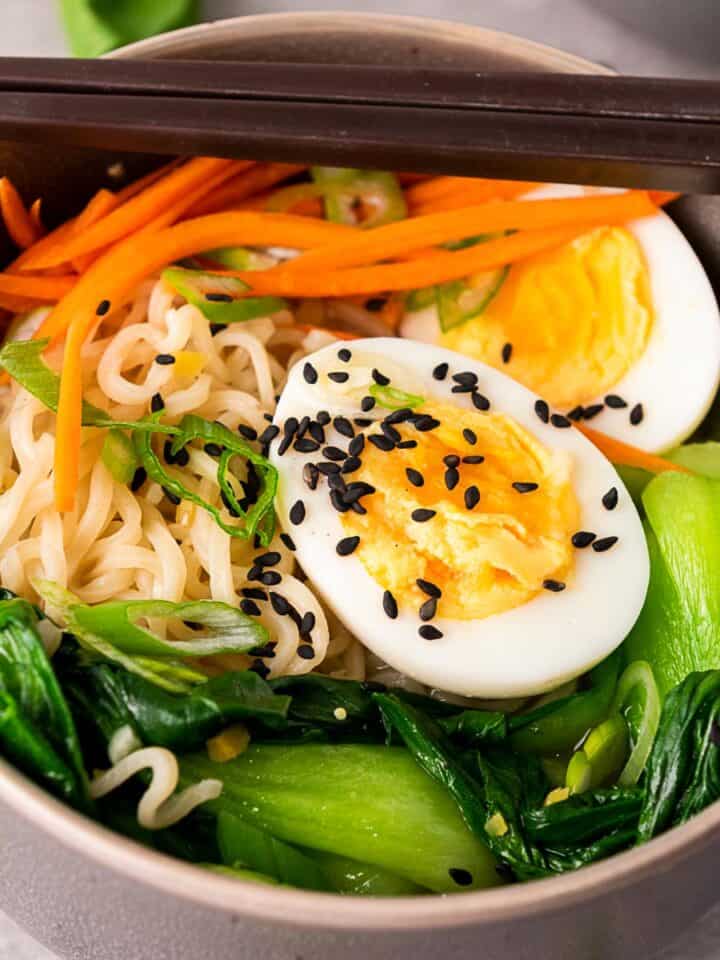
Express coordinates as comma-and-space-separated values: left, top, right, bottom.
271, 337, 650, 699
401, 184, 720, 453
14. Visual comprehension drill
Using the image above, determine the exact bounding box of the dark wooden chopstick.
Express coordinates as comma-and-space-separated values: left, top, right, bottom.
0, 59, 719, 192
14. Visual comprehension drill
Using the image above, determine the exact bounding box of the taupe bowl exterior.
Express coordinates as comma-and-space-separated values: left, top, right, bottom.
0, 13, 718, 960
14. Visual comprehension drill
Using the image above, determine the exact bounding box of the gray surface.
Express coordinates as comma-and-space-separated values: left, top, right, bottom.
1, 1, 719, 958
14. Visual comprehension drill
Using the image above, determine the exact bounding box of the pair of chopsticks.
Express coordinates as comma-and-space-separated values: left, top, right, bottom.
0, 58, 719, 192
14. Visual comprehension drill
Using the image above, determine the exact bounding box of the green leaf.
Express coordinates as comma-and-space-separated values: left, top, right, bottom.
60, 0, 199, 58
525, 787, 642, 847
163, 267, 287, 326
101, 429, 138, 484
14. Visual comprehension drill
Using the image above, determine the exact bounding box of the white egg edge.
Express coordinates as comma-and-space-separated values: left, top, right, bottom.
271, 337, 650, 699
401, 183, 720, 454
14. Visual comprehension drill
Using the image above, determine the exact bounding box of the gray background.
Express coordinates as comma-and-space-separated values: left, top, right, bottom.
2, 0, 720, 957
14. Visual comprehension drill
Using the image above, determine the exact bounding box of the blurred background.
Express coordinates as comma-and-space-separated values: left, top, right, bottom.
5, 0, 720, 79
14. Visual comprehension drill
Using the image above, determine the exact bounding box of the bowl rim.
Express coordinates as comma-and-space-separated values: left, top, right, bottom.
1, 8, 706, 935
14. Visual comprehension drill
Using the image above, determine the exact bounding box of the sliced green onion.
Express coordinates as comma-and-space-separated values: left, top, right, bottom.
437, 266, 509, 333
368, 383, 424, 411
311, 168, 407, 228
201, 248, 278, 271
566, 715, 629, 795
611, 661, 661, 786
163, 266, 287, 326
101, 429, 137, 485
404, 287, 437, 312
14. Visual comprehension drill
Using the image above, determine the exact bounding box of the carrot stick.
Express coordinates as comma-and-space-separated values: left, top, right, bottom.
274, 190, 657, 277
576, 424, 690, 474
114, 158, 185, 203
0, 178, 43, 249
648, 191, 681, 207
28, 157, 237, 270
29, 199, 44, 234
406, 176, 537, 209
0, 272, 75, 300
185, 164, 305, 218
228, 226, 585, 298
49, 211, 355, 510
410, 182, 537, 216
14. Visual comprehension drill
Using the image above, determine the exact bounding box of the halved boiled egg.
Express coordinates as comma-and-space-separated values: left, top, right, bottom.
401, 185, 720, 453
270, 337, 649, 698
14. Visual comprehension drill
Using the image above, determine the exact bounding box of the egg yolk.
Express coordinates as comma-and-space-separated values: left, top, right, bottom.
440, 227, 653, 409
340, 400, 580, 620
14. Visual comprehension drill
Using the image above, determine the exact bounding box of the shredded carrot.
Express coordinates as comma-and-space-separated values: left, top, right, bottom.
648, 191, 681, 207
70, 189, 121, 273
228, 226, 586, 298
0, 178, 43, 250
274, 191, 658, 277
577, 424, 690, 474
0, 272, 75, 301
406, 176, 538, 210
185, 164, 305, 218
288, 196, 324, 218
29, 199, 44, 234
27, 157, 238, 270
114, 158, 185, 203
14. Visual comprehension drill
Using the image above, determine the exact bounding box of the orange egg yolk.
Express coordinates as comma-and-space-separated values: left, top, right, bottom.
341, 400, 579, 620
441, 227, 653, 410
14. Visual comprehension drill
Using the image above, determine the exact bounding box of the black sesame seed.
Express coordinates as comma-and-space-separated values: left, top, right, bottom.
432, 362, 449, 381
471, 391, 491, 412
279, 533, 296, 551
328, 371, 349, 383
250, 642, 277, 660
330, 489, 351, 513
341, 456, 362, 474
445, 468, 460, 490
513, 481, 539, 493
385, 407, 413, 424
303, 463, 319, 490
334, 416, 355, 439
543, 579, 566, 592
550, 413, 571, 429
369, 434, 395, 452
419, 597, 438, 621
327, 473, 347, 492
294, 437, 320, 454
348, 434, 365, 457
241, 598, 261, 616
249, 659, 270, 679
602, 487, 619, 511
256, 551, 281, 568
308, 422, 325, 445
381, 422, 401, 443
372, 368, 390, 386
238, 424, 258, 441
453, 371, 478, 387
349, 501, 367, 515
323, 446, 348, 462
296, 416, 311, 438
155, 353, 175, 366
572, 531, 596, 548
270, 592, 291, 616
300, 611, 316, 634
210, 323, 224, 336
277, 417, 299, 456
462, 455, 485, 465
338, 348, 352, 362
567, 405, 585, 422
354, 417, 373, 428
449, 868, 473, 887
130, 467, 147, 492
317, 461, 341, 476
96, 299, 111, 317
365, 297, 386, 312
412, 508, 436, 522
297, 644, 315, 660
463, 428, 477, 445
162, 486, 181, 506
361, 396, 376, 412
464, 485, 480, 510
501, 342, 513, 364
242, 587, 267, 601
583, 403, 604, 421
206, 292, 233, 303
259, 424, 280, 446
150, 393, 164, 413
383, 590, 398, 619
317, 410, 331, 426
451, 383, 474, 395
343, 481, 375, 503
247, 564, 262, 582
406, 468, 424, 488
629, 403, 644, 426
289, 500, 306, 526
443, 454, 460, 468
605, 394, 628, 409
336, 536, 361, 556
414, 415, 440, 432
303, 362, 318, 384
163, 439, 178, 464
534, 399, 550, 424
260, 570, 282, 586
419, 625, 443, 640
592, 536, 619, 553
417, 579, 442, 598
204, 442, 223, 457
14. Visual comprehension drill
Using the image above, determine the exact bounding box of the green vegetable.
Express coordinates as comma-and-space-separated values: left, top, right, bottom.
509, 650, 622, 755
203, 863, 280, 884
180, 742, 499, 893
134, 410, 277, 545
101, 429, 138, 485
436, 267, 509, 332
611, 661, 661, 785
368, 383, 424, 411
638, 670, 720, 842
404, 287, 437, 312
616, 464, 652, 507
201, 248, 277, 272
524, 787, 642, 847
626, 473, 720, 695
438, 710, 508, 745
565, 715, 629, 794
311, 851, 426, 896
311, 168, 407, 228
0, 598, 88, 808
163, 267, 287, 326
667, 442, 720, 478
60, 0, 198, 58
